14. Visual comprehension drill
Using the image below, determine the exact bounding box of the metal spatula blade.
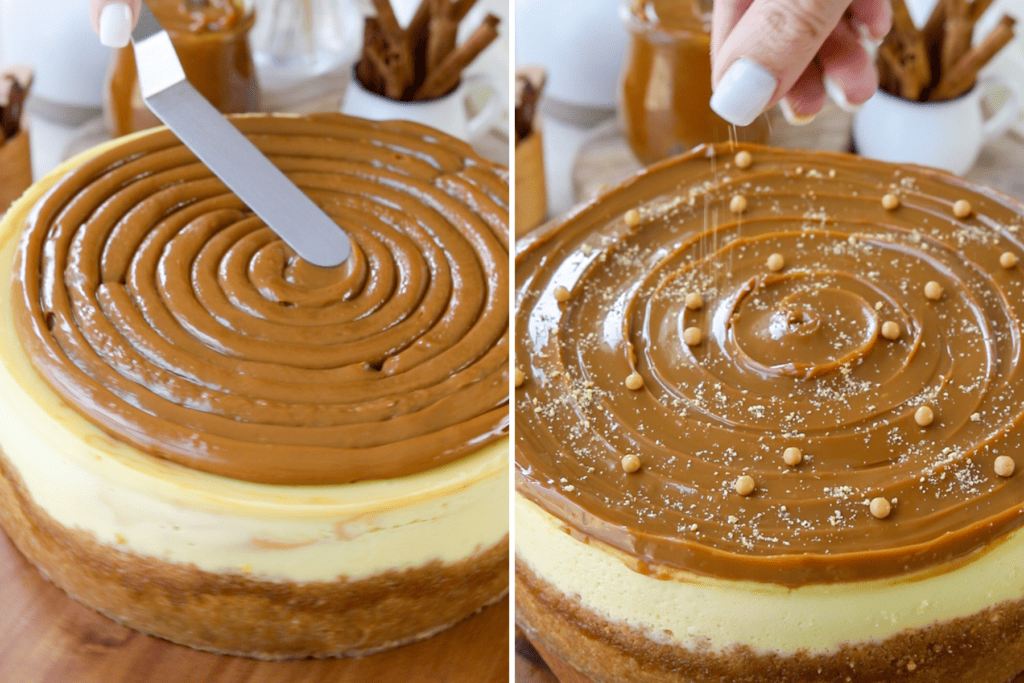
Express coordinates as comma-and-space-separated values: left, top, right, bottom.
131, 3, 350, 268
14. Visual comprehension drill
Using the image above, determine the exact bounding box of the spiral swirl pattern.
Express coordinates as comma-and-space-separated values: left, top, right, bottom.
515, 145, 1024, 584
13, 115, 508, 485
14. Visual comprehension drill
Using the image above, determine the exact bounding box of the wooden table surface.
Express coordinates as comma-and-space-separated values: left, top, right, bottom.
0, 530, 508, 683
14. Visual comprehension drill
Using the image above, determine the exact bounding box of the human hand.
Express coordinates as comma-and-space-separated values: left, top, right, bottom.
89, 0, 142, 47
710, 0, 893, 126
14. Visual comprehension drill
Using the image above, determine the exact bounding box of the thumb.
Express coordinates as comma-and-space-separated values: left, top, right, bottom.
709, 0, 850, 126
89, 0, 143, 47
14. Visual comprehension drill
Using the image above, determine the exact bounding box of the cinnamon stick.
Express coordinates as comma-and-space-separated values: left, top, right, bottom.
412, 13, 500, 100
921, 0, 947, 86
890, 0, 918, 36
970, 0, 996, 21
942, 16, 975, 76
932, 14, 1016, 99
357, 18, 386, 95
371, 0, 403, 39
452, 0, 479, 22
402, 0, 434, 93
427, 0, 458, 73
880, 40, 924, 100
405, 1, 433, 57
372, 0, 416, 96
363, 17, 406, 100
886, 0, 932, 96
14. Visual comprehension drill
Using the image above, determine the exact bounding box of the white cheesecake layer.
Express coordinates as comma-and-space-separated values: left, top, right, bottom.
516, 493, 1024, 654
0, 141, 509, 585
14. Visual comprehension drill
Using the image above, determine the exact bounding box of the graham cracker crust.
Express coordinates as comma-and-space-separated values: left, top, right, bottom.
516, 558, 1024, 683
0, 446, 508, 660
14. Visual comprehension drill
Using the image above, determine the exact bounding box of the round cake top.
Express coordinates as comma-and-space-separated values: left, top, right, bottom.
515, 143, 1024, 586
12, 114, 509, 486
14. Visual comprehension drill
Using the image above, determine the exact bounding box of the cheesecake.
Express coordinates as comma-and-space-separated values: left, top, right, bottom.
515, 143, 1024, 682
0, 113, 509, 659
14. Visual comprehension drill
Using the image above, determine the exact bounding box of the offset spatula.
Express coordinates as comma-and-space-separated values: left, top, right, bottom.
131, 2, 350, 268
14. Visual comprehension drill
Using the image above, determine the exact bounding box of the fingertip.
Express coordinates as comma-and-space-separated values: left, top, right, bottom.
852, 0, 893, 42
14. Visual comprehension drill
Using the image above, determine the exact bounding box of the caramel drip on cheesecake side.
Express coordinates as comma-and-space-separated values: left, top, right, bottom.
12, 114, 509, 485
515, 143, 1024, 585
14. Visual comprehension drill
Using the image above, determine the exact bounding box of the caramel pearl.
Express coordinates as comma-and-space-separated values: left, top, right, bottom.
881, 194, 900, 210
730, 194, 748, 214
924, 281, 943, 300
683, 327, 703, 346
1001, 251, 1018, 269
995, 456, 1015, 478
622, 453, 641, 473
783, 447, 802, 466
685, 292, 704, 310
915, 406, 934, 427
767, 253, 785, 272
953, 199, 972, 218
625, 209, 642, 227
514, 368, 525, 388
553, 285, 571, 302
625, 372, 644, 390
735, 475, 756, 496
735, 150, 753, 169
870, 497, 892, 519
881, 321, 901, 341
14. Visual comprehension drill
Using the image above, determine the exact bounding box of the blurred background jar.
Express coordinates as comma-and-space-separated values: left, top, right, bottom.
104, 0, 261, 137
249, 0, 360, 111
619, 0, 769, 165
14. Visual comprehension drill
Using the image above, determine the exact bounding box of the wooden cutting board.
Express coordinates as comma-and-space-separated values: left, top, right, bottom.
0, 530, 508, 683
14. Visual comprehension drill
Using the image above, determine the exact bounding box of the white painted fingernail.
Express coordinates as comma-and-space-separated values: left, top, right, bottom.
711, 58, 778, 127
99, 2, 133, 48
779, 98, 818, 126
824, 77, 863, 113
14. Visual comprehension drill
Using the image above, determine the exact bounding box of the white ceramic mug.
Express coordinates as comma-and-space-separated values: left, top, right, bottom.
341, 72, 502, 142
852, 75, 1022, 176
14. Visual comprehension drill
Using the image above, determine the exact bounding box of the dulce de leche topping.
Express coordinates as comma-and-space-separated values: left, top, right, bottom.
515, 144, 1024, 586
13, 114, 509, 485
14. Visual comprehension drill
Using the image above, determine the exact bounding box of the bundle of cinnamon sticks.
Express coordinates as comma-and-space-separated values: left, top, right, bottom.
515, 68, 545, 144
1, 66, 33, 215
0, 67, 31, 147
356, 0, 501, 102
879, 0, 1016, 101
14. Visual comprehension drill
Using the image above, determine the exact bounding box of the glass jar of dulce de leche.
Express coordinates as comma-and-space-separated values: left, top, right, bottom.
105, 0, 261, 137
619, 0, 769, 165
